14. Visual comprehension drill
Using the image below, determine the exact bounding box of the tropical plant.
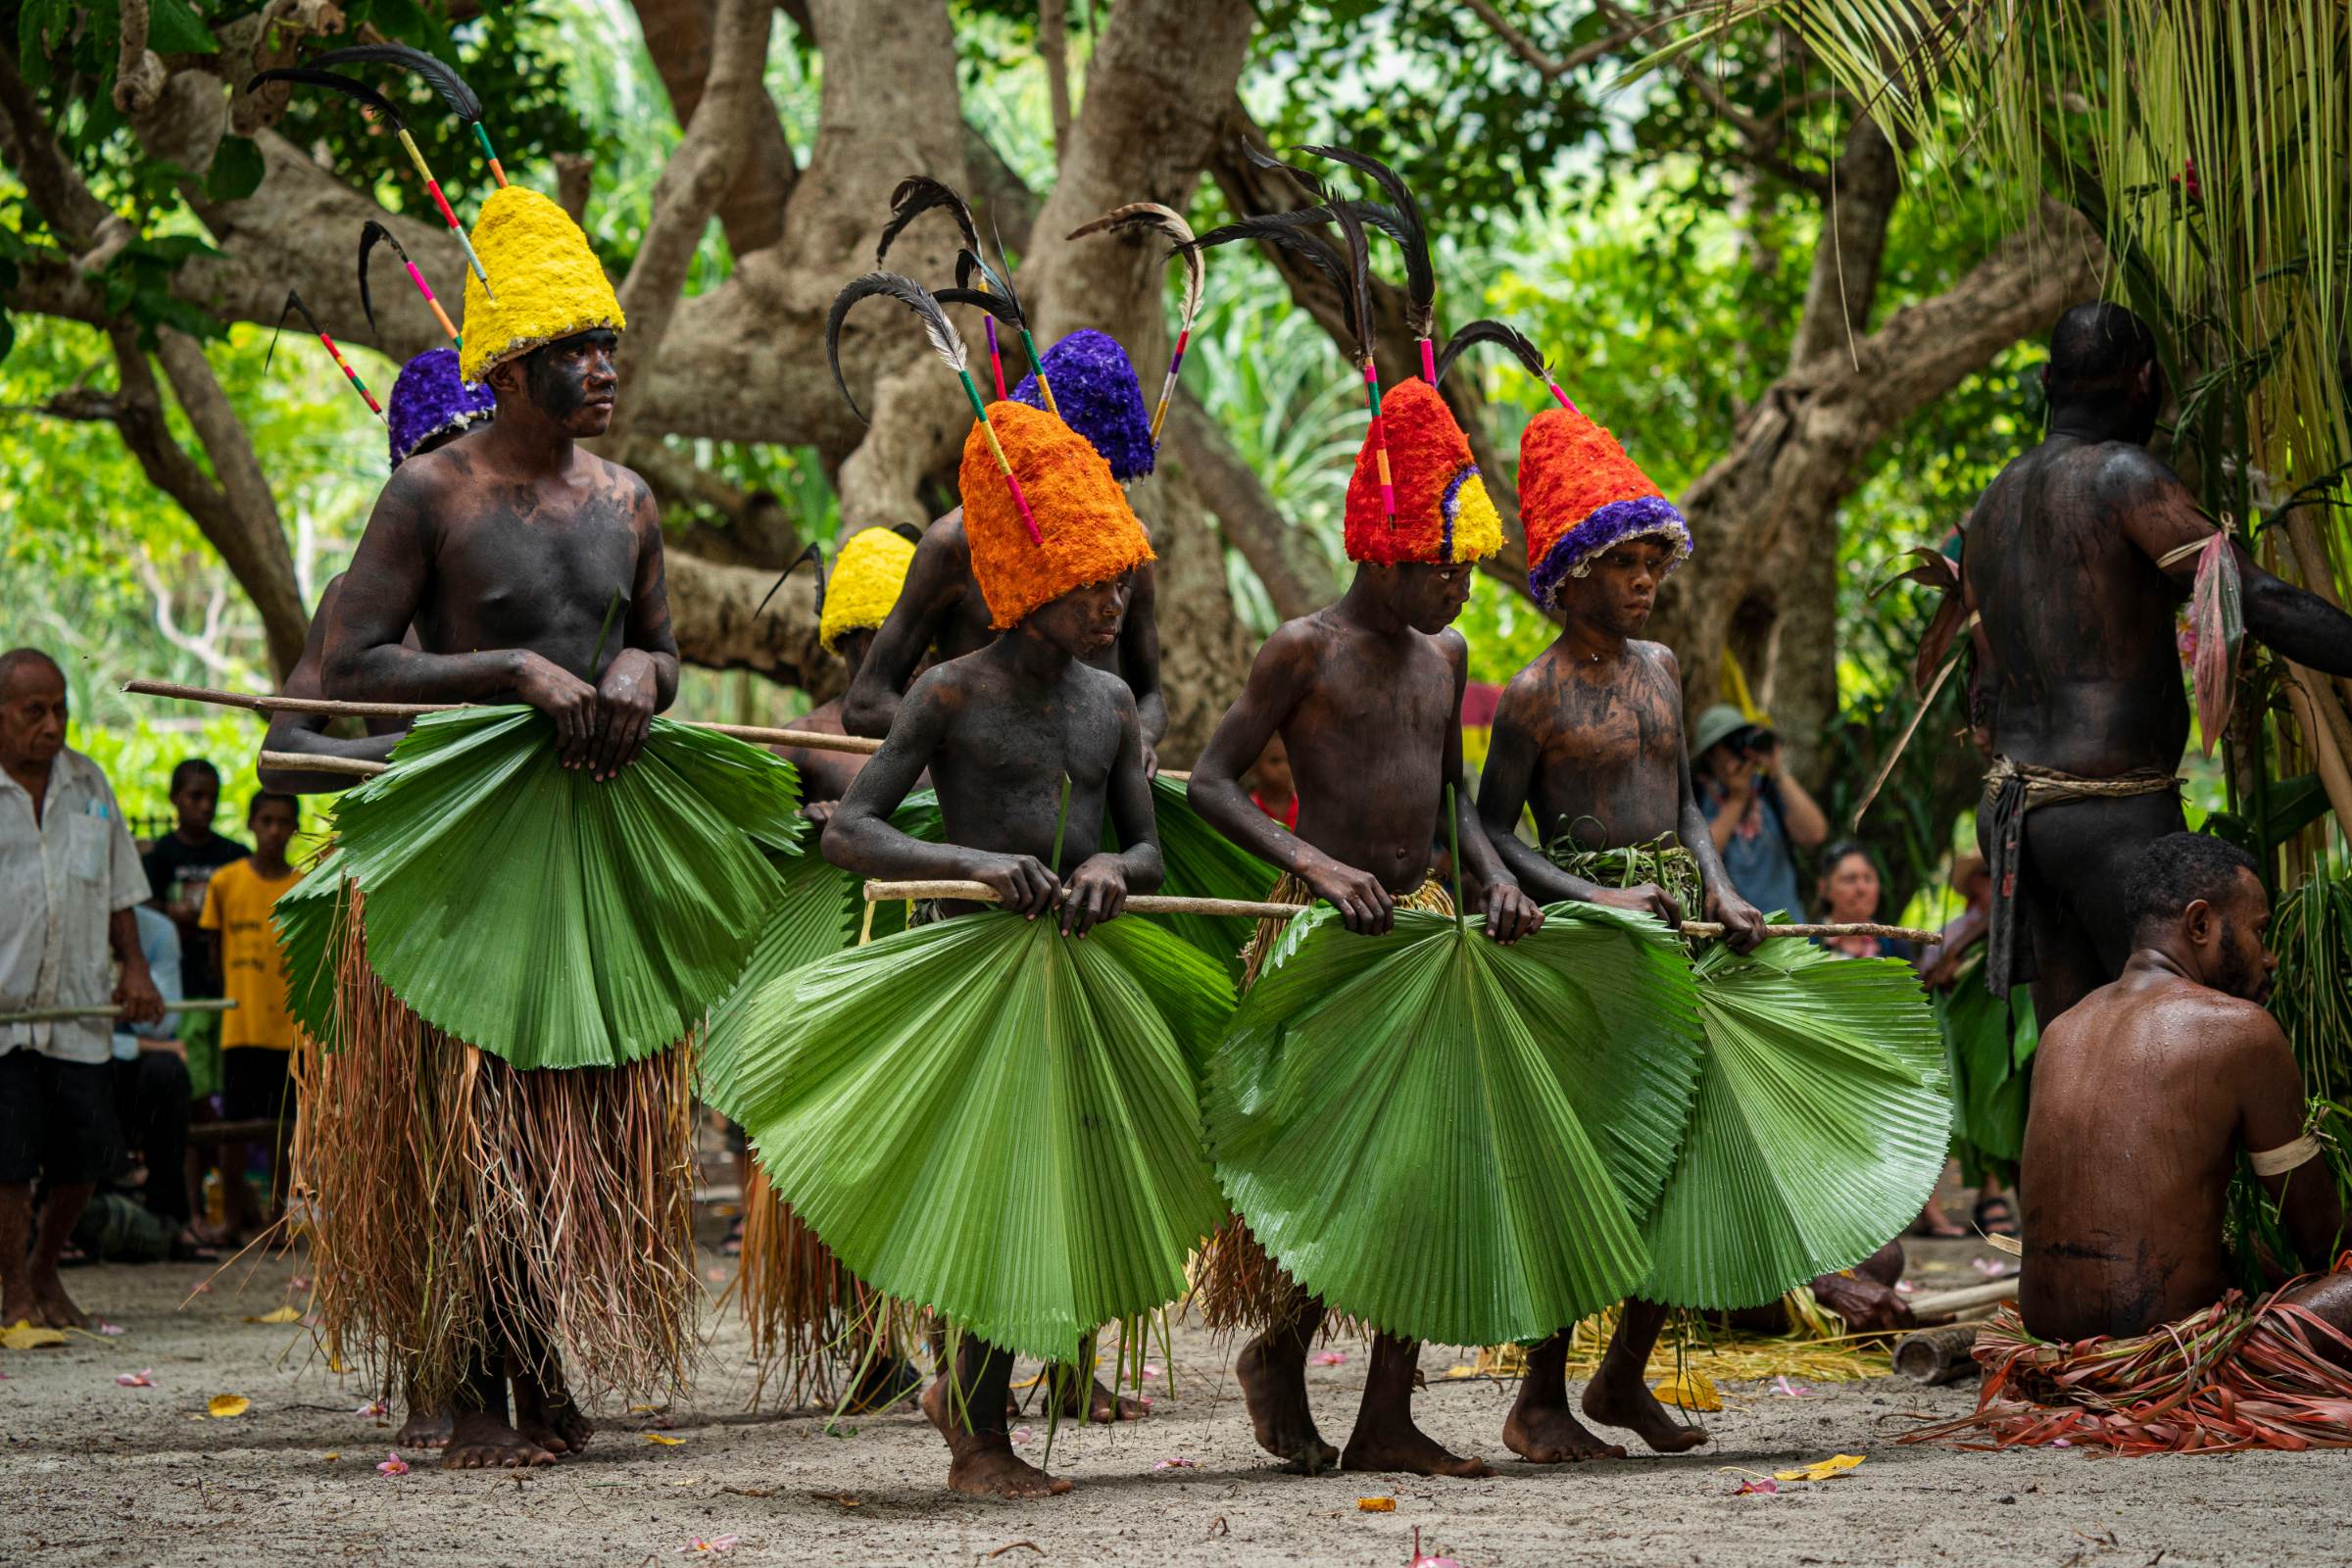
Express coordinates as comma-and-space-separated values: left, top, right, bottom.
1642, 940, 1950, 1309
700, 908, 1235, 1364
1204, 901, 1702, 1348
292, 706, 803, 1068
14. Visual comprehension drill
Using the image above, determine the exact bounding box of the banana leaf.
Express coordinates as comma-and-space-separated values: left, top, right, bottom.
702, 908, 1234, 1363
274, 858, 348, 1049
1640, 941, 1951, 1310
313, 706, 803, 1069
1938, 953, 2037, 1183
1205, 903, 1703, 1348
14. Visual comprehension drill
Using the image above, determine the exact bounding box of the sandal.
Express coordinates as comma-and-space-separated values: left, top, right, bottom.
1973, 1193, 2020, 1239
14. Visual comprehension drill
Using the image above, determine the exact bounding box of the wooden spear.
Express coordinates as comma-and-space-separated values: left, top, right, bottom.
126, 680, 883, 756
859, 879, 1941, 943
0, 999, 237, 1026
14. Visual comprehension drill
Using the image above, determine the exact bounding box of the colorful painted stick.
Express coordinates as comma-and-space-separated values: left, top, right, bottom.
359, 221, 460, 349
984, 318, 1007, 401
954, 368, 1041, 544
1152, 326, 1189, 446
267, 290, 384, 419
1420, 338, 1437, 385
1365, 362, 1395, 520
389, 125, 494, 296
472, 122, 508, 189
1018, 325, 1058, 417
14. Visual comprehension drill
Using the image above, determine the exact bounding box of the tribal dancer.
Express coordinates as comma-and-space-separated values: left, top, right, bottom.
304, 185, 799, 1468
1466, 320, 1945, 1456
1965, 303, 2352, 1025
1908, 833, 2352, 1453
773, 526, 918, 818
1185, 192, 1543, 1477
704, 270, 1226, 1497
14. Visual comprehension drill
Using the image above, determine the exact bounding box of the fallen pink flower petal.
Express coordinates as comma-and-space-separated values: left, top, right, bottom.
1152, 1456, 1196, 1471
97, 1320, 126, 1336
289, 1275, 312, 1290
679, 1537, 740, 1556
1973, 1257, 2008, 1277
116, 1369, 156, 1388
189, 1281, 210, 1294
1773, 1376, 1814, 1397
1010, 1426, 1034, 1446
1734, 1478, 1780, 1495
2049, 1438, 2073, 1448
1894, 1280, 1917, 1294
377, 1452, 410, 1476
356, 1399, 388, 1418
1310, 1350, 1348, 1366
1142, 1363, 1163, 1380
1409, 1526, 1463, 1566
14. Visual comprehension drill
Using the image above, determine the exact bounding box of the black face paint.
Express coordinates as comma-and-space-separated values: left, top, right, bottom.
523, 329, 618, 422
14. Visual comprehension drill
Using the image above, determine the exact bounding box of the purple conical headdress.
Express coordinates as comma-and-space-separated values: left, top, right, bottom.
386, 348, 495, 467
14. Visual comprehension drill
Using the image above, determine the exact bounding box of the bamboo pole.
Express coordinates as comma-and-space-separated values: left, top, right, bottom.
859, 879, 1939, 942
0, 999, 237, 1025
1903, 1279, 2017, 1321
125, 680, 882, 755
2284, 664, 2352, 832
1892, 1322, 1983, 1384
259, 752, 387, 779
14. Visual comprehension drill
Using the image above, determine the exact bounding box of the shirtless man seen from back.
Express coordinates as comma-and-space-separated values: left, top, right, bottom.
1963, 302, 2352, 1024
2021, 831, 2348, 1348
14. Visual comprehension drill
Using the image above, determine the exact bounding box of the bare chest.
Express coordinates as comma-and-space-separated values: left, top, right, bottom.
423, 490, 640, 653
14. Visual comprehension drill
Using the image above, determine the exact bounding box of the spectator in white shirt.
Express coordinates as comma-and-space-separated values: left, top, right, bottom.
0, 649, 163, 1329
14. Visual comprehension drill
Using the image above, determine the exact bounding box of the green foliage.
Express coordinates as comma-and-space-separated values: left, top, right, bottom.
313, 706, 803, 1068
702, 908, 1234, 1363
1644, 940, 1949, 1309
1206, 902, 1702, 1347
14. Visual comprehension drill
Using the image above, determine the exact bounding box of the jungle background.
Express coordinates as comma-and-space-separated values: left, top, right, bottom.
2, 0, 2343, 950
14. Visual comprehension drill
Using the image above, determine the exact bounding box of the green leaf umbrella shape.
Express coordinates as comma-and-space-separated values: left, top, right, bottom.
309, 707, 802, 1069
1640, 940, 1952, 1309
1205, 902, 1703, 1349
702, 909, 1235, 1364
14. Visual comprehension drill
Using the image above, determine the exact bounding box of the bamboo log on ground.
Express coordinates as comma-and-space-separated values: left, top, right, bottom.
860, 879, 1941, 943
124, 679, 883, 755
1903, 1279, 2018, 1321
0, 999, 237, 1025
1892, 1322, 1983, 1384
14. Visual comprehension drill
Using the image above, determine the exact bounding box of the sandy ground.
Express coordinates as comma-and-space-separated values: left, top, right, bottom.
3, 1234, 2340, 1568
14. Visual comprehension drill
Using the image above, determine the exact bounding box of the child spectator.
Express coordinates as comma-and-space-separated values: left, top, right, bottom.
142, 760, 248, 1109
198, 791, 301, 1243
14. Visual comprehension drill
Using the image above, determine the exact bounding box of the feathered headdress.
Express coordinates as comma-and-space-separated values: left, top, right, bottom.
873, 175, 1054, 413
1437, 321, 1689, 601
307, 41, 508, 189
386, 347, 496, 468
457, 185, 625, 383
1009, 329, 1153, 483
1066, 202, 1204, 453
1186, 180, 1497, 567
826, 270, 1152, 631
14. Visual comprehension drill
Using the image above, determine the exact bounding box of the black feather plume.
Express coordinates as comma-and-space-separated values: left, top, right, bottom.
1434, 318, 1549, 388
1325, 199, 1377, 370
876, 175, 981, 268
1067, 202, 1203, 336
953, 244, 1030, 333
265, 290, 325, 376
1182, 215, 1360, 350
1299, 145, 1434, 340
934, 286, 1030, 327
755, 540, 825, 621
356, 220, 413, 342
1241, 137, 1328, 199
245, 67, 407, 131
826, 271, 969, 424
308, 42, 484, 122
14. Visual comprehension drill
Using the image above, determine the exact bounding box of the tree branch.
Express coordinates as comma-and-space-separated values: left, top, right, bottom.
1593, 0, 1831, 196
629, 0, 798, 258
1040, 0, 1073, 152
1456, 0, 1653, 81
600, 0, 778, 453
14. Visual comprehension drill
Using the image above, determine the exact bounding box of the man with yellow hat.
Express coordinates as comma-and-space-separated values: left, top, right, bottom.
317, 184, 704, 1471
773, 525, 920, 820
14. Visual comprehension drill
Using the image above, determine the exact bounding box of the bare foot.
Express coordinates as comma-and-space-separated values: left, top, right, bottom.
1502, 1400, 1627, 1463
1582, 1374, 1711, 1454
395, 1406, 453, 1448
442, 1409, 556, 1469
1, 1282, 36, 1332
921, 1371, 956, 1439
946, 1437, 1072, 1498
1341, 1418, 1494, 1478
31, 1271, 88, 1331
1057, 1372, 1148, 1424
1236, 1335, 1338, 1474
512, 1372, 593, 1455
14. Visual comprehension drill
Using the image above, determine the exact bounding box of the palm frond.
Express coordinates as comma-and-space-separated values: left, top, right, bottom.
1206, 904, 1702, 1348
703, 911, 1233, 1363
315, 707, 802, 1069
1639, 940, 1951, 1310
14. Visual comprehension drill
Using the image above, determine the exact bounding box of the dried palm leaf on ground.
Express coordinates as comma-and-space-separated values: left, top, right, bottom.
1639, 939, 1950, 1310
1202, 901, 1702, 1349
703, 910, 1233, 1365
305, 706, 802, 1068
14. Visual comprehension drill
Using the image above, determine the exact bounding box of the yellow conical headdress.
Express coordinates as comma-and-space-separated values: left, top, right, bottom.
459, 186, 625, 382
818, 527, 918, 653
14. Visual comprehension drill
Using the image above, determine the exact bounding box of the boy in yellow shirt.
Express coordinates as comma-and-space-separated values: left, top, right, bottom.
199, 792, 301, 1242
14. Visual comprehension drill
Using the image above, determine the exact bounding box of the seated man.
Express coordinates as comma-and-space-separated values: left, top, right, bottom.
1916, 832, 2352, 1452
